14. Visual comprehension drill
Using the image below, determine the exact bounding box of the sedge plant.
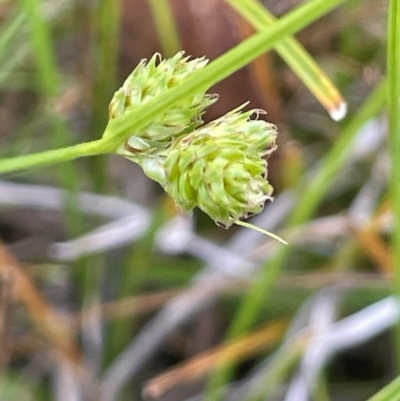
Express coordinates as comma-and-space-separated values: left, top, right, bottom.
0, 52, 286, 242
0, 0, 351, 239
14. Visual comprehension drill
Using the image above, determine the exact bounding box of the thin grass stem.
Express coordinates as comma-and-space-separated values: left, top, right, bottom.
148, 0, 182, 56
387, 0, 400, 371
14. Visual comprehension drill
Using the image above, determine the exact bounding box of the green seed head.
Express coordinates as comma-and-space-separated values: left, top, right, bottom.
104, 52, 280, 233
106, 52, 217, 156
162, 106, 277, 227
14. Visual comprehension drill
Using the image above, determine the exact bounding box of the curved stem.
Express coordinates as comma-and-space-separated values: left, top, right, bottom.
0, 139, 109, 174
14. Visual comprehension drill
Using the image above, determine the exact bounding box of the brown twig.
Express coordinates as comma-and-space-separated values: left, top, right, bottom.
0, 241, 102, 399
0, 241, 81, 362
72, 288, 181, 329
143, 319, 287, 399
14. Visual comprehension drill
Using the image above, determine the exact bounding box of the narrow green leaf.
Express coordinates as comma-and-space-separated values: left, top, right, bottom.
20, 0, 59, 96
289, 80, 387, 226
0, 9, 26, 63
19, 0, 84, 237
89, 0, 122, 190
148, 0, 182, 56
367, 376, 400, 401
226, 0, 347, 120
387, 0, 400, 370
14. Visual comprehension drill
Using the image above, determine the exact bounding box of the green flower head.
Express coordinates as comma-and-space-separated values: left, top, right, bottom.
103, 51, 284, 242
105, 52, 217, 157
162, 106, 277, 228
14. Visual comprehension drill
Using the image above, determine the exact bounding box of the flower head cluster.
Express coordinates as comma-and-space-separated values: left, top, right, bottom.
107, 53, 279, 233
163, 108, 276, 227
106, 52, 217, 157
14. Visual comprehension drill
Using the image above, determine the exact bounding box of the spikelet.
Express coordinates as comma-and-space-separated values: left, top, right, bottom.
105, 52, 217, 159
162, 106, 277, 227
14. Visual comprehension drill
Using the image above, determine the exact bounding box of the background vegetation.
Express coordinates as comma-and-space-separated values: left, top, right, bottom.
0, 0, 399, 400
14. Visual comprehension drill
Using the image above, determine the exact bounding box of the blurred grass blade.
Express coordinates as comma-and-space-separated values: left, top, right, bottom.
21, 0, 59, 96
0, 49, 29, 89
148, 0, 182, 56
0, 9, 26, 63
387, 0, 400, 368
226, 0, 346, 120
246, 335, 308, 401
144, 320, 287, 399
89, 0, 122, 191
0, 8, 30, 88
367, 375, 400, 401
20, 0, 84, 236
231, 81, 387, 339
289, 80, 387, 226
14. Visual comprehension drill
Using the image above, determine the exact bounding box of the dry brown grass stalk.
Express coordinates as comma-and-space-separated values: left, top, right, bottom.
143, 319, 287, 398
0, 241, 80, 362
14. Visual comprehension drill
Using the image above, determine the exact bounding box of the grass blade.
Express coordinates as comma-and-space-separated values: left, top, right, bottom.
387, 0, 400, 370
367, 376, 400, 401
226, 0, 346, 120
148, 0, 182, 56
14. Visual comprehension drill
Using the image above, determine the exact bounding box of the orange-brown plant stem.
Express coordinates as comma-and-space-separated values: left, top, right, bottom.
144, 319, 288, 398
0, 242, 81, 363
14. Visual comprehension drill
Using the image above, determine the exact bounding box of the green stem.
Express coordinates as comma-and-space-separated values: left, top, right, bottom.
387, 0, 400, 372
367, 375, 400, 401
89, 0, 122, 191
226, 0, 345, 119
289, 80, 387, 226
0, 139, 108, 174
